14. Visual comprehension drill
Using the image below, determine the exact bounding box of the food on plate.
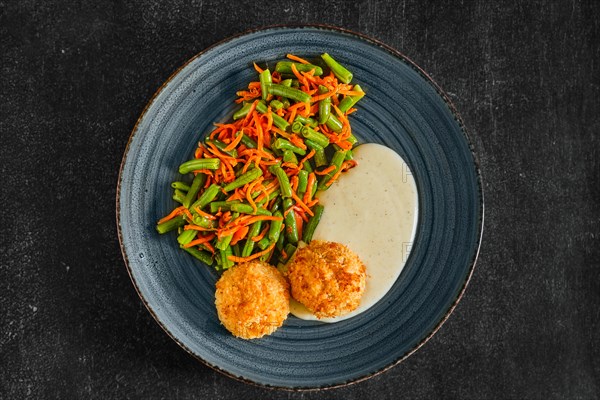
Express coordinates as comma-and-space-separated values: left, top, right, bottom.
286, 240, 367, 319
155, 53, 365, 271
215, 260, 290, 339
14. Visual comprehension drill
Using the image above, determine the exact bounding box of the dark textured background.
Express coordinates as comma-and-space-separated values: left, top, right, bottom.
1, 1, 599, 398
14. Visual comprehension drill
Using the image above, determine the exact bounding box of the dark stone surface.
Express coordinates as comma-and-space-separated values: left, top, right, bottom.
1, 0, 598, 398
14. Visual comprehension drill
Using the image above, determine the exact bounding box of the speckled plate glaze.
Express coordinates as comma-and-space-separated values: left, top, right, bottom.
117, 26, 483, 390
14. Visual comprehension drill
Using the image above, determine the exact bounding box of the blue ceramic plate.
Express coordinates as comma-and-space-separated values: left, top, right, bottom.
117, 26, 483, 389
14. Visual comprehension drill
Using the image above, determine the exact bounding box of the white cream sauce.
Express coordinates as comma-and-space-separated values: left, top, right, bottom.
290, 143, 419, 322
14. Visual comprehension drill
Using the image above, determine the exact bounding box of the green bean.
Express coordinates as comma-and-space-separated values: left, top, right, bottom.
256, 101, 290, 130
182, 246, 213, 266
229, 203, 272, 215
183, 173, 206, 209
302, 204, 324, 243
179, 158, 220, 174
191, 215, 215, 229
301, 126, 330, 148
338, 84, 364, 113
156, 215, 185, 234
294, 114, 318, 127
305, 139, 327, 167
172, 189, 186, 204
269, 197, 281, 213
171, 181, 190, 191
291, 121, 303, 133
268, 211, 284, 242
236, 132, 273, 156
297, 170, 308, 195
318, 150, 346, 191
269, 99, 284, 111
257, 237, 271, 250
259, 246, 275, 262
275, 61, 324, 76
273, 138, 306, 155
290, 79, 300, 88
190, 183, 221, 210
302, 158, 313, 173
242, 220, 263, 257
282, 99, 291, 109
283, 198, 298, 245
223, 168, 263, 192
259, 69, 272, 100
347, 133, 358, 146
232, 243, 241, 257
280, 78, 293, 87
209, 200, 241, 213
325, 114, 343, 133
177, 229, 197, 246
317, 85, 331, 124
321, 53, 353, 83
220, 246, 234, 269
268, 84, 311, 104
281, 243, 297, 263
276, 226, 286, 250
269, 165, 292, 198
205, 139, 238, 157
333, 144, 354, 160
216, 234, 233, 251
233, 102, 252, 120
283, 150, 298, 165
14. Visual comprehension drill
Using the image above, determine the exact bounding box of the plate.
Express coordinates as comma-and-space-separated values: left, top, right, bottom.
117, 25, 483, 389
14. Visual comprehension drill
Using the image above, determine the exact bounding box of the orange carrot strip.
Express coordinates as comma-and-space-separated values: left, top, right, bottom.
299, 149, 315, 167
183, 233, 216, 248
227, 242, 276, 263
310, 89, 337, 103
303, 173, 316, 203
294, 211, 304, 239
157, 206, 185, 225
291, 191, 314, 217
223, 132, 243, 151
253, 62, 264, 74
194, 207, 216, 220
326, 167, 344, 187
230, 225, 249, 246
251, 225, 269, 242
314, 165, 336, 175
289, 134, 307, 150
286, 54, 310, 64
184, 225, 214, 231
244, 215, 283, 225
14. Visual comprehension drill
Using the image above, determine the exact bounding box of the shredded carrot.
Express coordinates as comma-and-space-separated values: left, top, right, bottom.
230, 225, 249, 246
194, 207, 216, 220
183, 233, 216, 248
157, 206, 185, 225
303, 173, 316, 203
223, 132, 243, 151
325, 167, 343, 187
253, 62, 264, 74
314, 165, 335, 175
286, 54, 310, 64
291, 191, 314, 216
184, 225, 214, 231
227, 242, 276, 263
251, 225, 269, 242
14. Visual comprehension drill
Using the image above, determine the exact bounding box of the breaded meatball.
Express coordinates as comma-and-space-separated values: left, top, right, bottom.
215, 260, 290, 339
287, 240, 367, 318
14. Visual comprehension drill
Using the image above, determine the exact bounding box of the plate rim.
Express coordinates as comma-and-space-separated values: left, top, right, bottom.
116, 23, 485, 391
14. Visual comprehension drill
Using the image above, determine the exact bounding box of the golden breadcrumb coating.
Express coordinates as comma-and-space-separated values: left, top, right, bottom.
287, 240, 366, 318
215, 260, 290, 339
